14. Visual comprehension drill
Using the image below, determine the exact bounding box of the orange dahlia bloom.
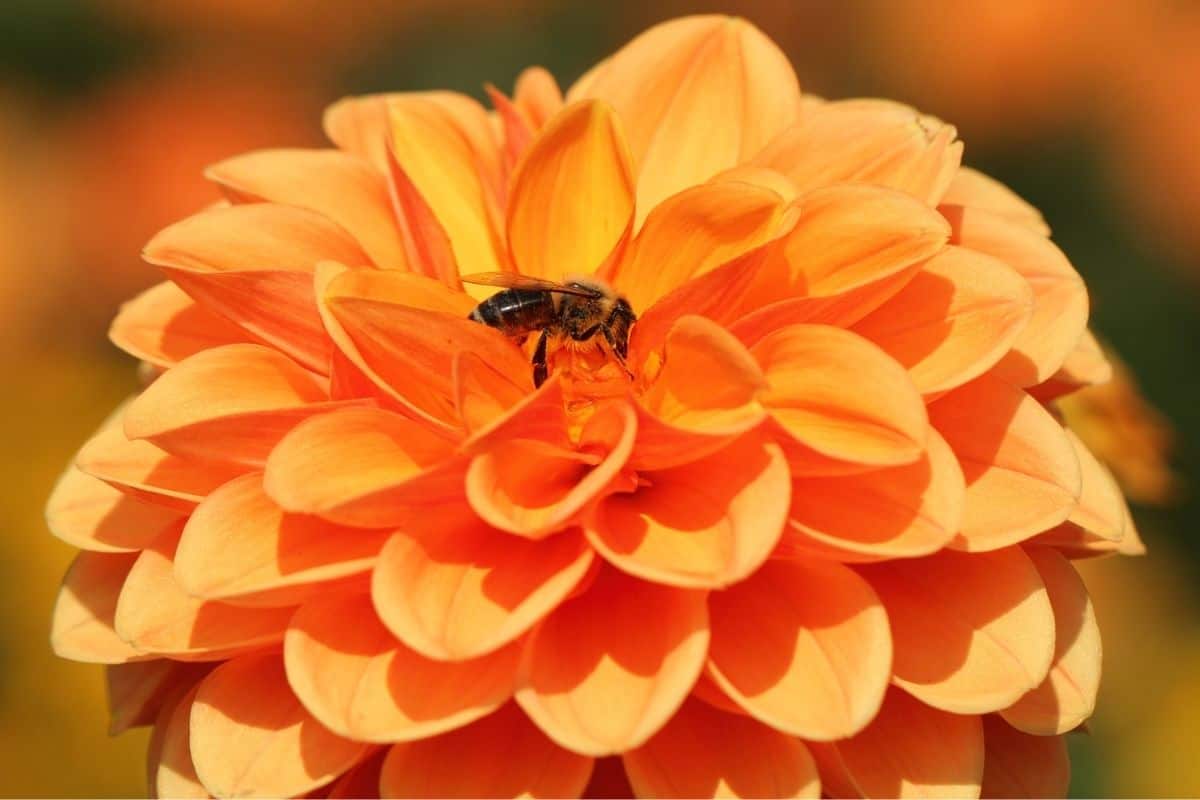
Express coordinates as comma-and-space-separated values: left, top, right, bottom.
49, 15, 1141, 799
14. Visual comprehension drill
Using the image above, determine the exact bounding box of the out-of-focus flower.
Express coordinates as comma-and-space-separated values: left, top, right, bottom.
49, 15, 1140, 798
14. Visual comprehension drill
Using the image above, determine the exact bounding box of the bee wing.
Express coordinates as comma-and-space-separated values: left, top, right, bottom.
459, 272, 601, 297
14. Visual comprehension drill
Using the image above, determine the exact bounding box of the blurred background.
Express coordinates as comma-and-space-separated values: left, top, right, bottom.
0, 1, 1197, 796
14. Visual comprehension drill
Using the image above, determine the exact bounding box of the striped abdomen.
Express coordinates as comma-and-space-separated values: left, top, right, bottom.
468, 289, 558, 337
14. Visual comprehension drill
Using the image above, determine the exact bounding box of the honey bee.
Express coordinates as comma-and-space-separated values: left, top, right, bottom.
463, 272, 636, 388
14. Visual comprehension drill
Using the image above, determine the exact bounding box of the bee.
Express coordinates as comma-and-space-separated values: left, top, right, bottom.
463, 272, 636, 388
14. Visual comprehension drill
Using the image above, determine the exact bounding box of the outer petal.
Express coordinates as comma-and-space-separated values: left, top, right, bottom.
107, 659, 209, 735
263, 406, 462, 529
753, 324, 928, 467
707, 559, 891, 740
109, 281, 253, 369
944, 205, 1088, 386
826, 688, 984, 799
150, 685, 209, 799
372, 518, 592, 660
284, 593, 519, 743
942, 167, 1050, 235
515, 66, 565, 130
190, 653, 369, 799
506, 100, 635, 282
587, 433, 788, 589
623, 697, 820, 799
379, 703, 593, 798
979, 716, 1070, 798
1059, 430, 1127, 542
1028, 329, 1112, 401
859, 548, 1055, 714
783, 429, 963, 562
175, 473, 390, 607
324, 93, 393, 171
852, 246, 1033, 395
47, 466, 183, 553
516, 567, 709, 756
123, 344, 349, 468
206, 148, 408, 269
929, 375, 1081, 551
51, 551, 145, 664
1000, 547, 1101, 735
571, 16, 801, 221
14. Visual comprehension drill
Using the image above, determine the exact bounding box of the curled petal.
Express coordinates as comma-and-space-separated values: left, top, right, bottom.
1029, 330, 1112, 402
784, 428, 963, 562
190, 653, 370, 799
827, 687, 984, 799
707, 559, 892, 740
859, 547, 1055, 714
980, 715, 1070, 798
930, 375, 1081, 551
945, 205, 1088, 386
587, 433, 788, 589
852, 246, 1033, 395
206, 148, 408, 269
47, 466, 183, 553
1060, 431, 1127, 542
123, 344, 349, 468
379, 702, 593, 798
1000, 547, 1101, 735
372, 521, 594, 660
942, 167, 1050, 235
51, 551, 145, 664
507, 100, 635, 282
624, 697, 820, 799
176, 473, 390, 607
284, 593, 519, 743
571, 15, 800, 221
753, 324, 928, 467
149, 685, 209, 799
106, 659, 209, 736
455, 355, 569, 452
109, 281, 253, 369
516, 567, 709, 756
263, 406, 463, 529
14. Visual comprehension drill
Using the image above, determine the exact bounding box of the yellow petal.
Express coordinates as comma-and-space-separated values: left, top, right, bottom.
284, 593, 519, 742
707, 559, 891, 740
51, 551, 145, 664
860, 547, 1055, 714
109, 281, 253, 369
47, 465, 183, 553
190, 653, 369, 798
516, 567, 709, 756
623, 696, 820, 798
979, 716, 1070, 798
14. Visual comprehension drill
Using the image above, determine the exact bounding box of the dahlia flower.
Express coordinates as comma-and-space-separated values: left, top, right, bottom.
49, 15, 1142, 799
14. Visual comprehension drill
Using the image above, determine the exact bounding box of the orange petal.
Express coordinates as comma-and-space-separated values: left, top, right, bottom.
753, 324, 928, 467
942, 167, 1050, 236
830, 688, 984, 799
612, 179, 784, 314
107, 659, 209, 735
114, 530, 293, 659
1000, 547, 1100, 735
455, 354, 569, 452
514, 66, 564, 130
109, 281, 254, 369
466, 405, 635, 539
486, 83, 535, 182
284, 593, 519, 742
144, 203, 371, 372
1060, 430, 1127, 542
47, 465, 184, 553
176, 473, 389, 607
207, 148, 407, 269
707, 559, 891, 740
516, 566, 709, 755
587, 433, 788, 589
571, 16, 800, 222
852, 246, 1034, 395
379, 702, 593, 798
751, 98, 962, 206
383, 135, 461, 287
324, 93, 394, 171
506, 100, 634, 282
859, 547, 1055, 714
944, 205, 1088, 386
1028, 329, 1112, 402
784, 428, 963, 562
372, 520, 593, 660
123, 344, 350, 468
76, 422, 246, 513
929, 375, 1081, 551
387, 92, 506, 280
190, 652, 370, 798
149, 685, 210, 799
979, 716, 1070, 798
263, 406, 463, 529
623, 696, 820, 798
326, 751, 386, 800
51, 551, 145, 664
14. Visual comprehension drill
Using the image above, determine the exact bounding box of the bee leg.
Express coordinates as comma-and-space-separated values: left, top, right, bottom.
602, 326, 635, 379
532, 329, 550, 388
